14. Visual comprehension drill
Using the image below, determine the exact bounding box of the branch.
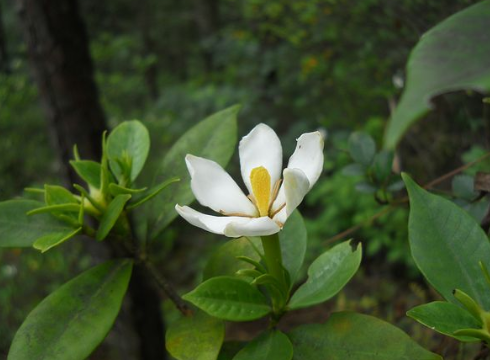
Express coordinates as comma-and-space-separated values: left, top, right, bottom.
142, 258, 192, 317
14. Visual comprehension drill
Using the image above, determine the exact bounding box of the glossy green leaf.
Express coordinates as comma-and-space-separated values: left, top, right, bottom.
384, 1, 490, 148
403, 174, 490, 309
27, 203, 81, 216
166, 310, 224, 360
407, 301, 481, 342
70, 160, 101, 188
33, 227, 82, 253
288, 312, 441, 360
8, 259, 133, 360
96, 194, 131, 241
127, 177, 180, 210
107, 120, 150, 182
0, 200, 75, 248
289, 240, 362, 310
182, 276, 271, 321
279, 210, 307, 284
233, 330, 293, 360
150, 105, 239, 237
348, 132, 376, 166
203, 237, 262, 281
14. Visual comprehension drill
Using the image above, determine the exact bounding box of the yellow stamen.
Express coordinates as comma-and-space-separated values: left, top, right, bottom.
250, 166, 271, 217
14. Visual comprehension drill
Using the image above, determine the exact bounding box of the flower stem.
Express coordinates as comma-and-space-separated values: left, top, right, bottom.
261, 233, 287, 318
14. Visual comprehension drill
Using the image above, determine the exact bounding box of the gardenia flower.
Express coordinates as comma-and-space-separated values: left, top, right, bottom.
175, 124, 324, 237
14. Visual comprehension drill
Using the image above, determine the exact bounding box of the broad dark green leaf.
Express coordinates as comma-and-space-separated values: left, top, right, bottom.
403, 174, 490, 309
96, 194, 131, 241
279, 210, 307, 284
70, 160, 101, 188
182, 276, 271, 321
0, 200, 75, 248
348, 132, 376, 166
288, 312, 441, 360
407, 301, 481, 342
289, 241, 362, 310
150, 105, 239, 237
166, 310, 224, 360
233, 330, 293, 360
203, 237, 262, 281
384, 1, 490, 148
107, 120, 150, 182
33, 227, 82, 253
8, 259, 133, 360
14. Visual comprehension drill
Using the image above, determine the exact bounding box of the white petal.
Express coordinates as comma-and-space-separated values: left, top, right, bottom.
224, 216, 281, 237
175, 205, 250, 237
287, 132, 324, 189
175, 205, 280, 238
272, 168, 309, 223
186, 155, 257, 216
239, 124, 282, 194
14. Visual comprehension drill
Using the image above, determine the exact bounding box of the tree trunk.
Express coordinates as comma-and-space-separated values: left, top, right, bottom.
15, 1, 167, 359
193, 0, 220, 71
0, 1, 10, 73
15, 0, 106, 183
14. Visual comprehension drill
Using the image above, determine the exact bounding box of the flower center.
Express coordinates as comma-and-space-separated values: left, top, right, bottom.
250, 166, 271, 217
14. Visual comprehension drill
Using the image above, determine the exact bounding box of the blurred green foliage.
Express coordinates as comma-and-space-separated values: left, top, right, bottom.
0, 0, 489, 357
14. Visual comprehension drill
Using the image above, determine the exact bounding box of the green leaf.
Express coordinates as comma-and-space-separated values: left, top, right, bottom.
279, 210, 307, 284
96, 194, 131, 241
403, 173, 490, 309
233, 330, 293, 360
44, 185, 79, 220
452, 174, 477, 201
341, 163, 365, 177
288, 312, 441, 360
384, 1, 490, 149
348, 132, 376, 166
8, 259, 133, 360
0, 200, 76, 248
33, 227, 83, 253
107, 120, 150, 182
289, 240, 362, 310
166, 310, 224, 360
127, 177, 180, 210
45, 185, 78, 205
203, 237, 262, 281
355, 182, 377, 194
27, 203, 81, 216
373, 150, 394, 182
182, 276, 271, 321
70, 160, 101, 188
150, 105, 239, 237
109, 183, 147, 196
407, 301, 481, 342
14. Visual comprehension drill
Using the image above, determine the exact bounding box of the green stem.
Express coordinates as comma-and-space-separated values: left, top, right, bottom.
261, 233, 287, 318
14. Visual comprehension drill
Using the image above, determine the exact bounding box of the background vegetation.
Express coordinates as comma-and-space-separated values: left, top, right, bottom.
1, 0, 489, 358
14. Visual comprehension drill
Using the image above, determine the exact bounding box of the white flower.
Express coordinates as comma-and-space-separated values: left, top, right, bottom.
175, 124, 324, 237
